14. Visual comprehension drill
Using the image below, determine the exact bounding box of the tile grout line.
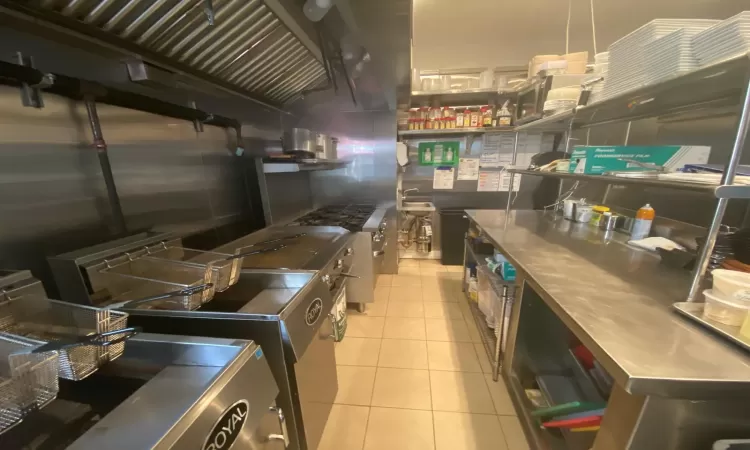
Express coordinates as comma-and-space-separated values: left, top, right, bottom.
359, 336, 383, 450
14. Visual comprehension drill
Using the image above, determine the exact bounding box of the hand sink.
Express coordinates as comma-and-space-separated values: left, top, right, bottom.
401, 201, 436, 217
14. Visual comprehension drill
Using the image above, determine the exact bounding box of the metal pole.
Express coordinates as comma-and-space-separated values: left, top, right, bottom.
688, 78, 750, 301
504, 132, 520, 228
493, 287, 508, 381
85, 98, 127, 235
624, 121, 632, 145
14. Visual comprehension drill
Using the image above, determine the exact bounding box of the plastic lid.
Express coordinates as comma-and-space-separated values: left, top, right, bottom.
592, 206, 610, 213
641, 203, 654, 210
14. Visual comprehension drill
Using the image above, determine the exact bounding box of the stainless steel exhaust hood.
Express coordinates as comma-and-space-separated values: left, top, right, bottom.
8, 0, 329, 105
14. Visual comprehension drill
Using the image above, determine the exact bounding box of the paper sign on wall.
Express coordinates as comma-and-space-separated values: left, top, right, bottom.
433, 166, 455, 190
500, 173, 522, 192
477, 171, 501, 192
457, 158, 479, 180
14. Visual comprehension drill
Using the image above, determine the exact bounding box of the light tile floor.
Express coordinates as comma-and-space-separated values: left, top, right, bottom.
319, 260, 531, 450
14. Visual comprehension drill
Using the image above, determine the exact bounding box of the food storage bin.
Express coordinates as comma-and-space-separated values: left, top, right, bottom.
702, 289, 750, 326
712, 269, 750, 301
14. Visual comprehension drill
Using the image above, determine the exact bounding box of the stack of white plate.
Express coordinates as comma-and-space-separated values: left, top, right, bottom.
601, 19, 720, 100
693, 11, 750, 66
643, 26, 713, 84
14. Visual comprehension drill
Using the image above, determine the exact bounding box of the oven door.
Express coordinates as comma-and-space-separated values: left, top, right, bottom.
293, 280, 346, 450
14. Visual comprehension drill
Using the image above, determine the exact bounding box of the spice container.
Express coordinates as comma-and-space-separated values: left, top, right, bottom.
481, 105, 494, 127
456, 110, 466, 128
574, 204, 593, 223
589, 206, 610, 226
494, 100, 513, 127
429, 107, 441, 129
599, 212, 623, 231
469, 109, 481, 128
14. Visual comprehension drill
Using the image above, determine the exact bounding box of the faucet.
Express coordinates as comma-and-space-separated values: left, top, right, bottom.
400, 188, 419, 201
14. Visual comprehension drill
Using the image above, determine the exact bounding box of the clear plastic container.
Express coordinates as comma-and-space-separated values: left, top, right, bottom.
712, 269, 750, 301
702, 289, 750, 326
741, 311, 750, 338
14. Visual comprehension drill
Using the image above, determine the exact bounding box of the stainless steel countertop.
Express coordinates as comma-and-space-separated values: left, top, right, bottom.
466, 209, 750, 399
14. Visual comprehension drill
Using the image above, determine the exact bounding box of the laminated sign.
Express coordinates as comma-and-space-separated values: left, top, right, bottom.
418, 141, 459, 166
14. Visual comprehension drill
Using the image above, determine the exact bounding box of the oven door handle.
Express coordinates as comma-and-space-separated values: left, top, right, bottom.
267, 406, 290, 447
373, 250, 385, 257
339, 273, 360, 279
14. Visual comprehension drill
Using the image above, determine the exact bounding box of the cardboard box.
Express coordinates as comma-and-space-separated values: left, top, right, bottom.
568, 145, 711, 175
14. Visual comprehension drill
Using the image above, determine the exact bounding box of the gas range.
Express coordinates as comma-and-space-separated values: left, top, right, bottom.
288, 204, 379, 232
288, 205, 389, 311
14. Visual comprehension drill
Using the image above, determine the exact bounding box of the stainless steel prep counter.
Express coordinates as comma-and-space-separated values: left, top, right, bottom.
465, 209, 750, 450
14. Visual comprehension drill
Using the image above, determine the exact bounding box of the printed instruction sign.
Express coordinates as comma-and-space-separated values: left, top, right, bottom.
457, 158, 480, 180
477, 171, 502, 191
433, 166, 455, 190
500, 173, 522, 192
418, 141, 459, 166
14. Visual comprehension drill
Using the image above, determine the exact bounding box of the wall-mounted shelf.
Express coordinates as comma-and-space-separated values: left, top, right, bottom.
515, 52, 750, 134
262, 159, 349, 173
410, 87, 517, 107
507, 169, 750, 199
398, 127, 515, 138
514, 110, 575, 133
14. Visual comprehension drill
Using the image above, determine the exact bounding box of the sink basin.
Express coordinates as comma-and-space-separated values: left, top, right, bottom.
401, 201, 436, 217
403, 202, 433, 208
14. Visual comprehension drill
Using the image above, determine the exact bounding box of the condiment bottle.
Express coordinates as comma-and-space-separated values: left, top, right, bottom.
481, 106, 493, 127
631, 203, 655, 240
456, 110, 465, 128
470, 109, 480, 128
495, 100, 513, 127
590, 205, 610, 227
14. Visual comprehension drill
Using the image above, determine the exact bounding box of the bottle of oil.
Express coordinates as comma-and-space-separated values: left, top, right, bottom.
631, 203, 655, 240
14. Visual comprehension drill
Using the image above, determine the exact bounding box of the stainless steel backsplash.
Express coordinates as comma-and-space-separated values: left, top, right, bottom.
0, 86, 253, 293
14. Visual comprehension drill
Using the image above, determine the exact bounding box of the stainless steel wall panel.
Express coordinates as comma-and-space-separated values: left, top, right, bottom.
294, 110, 398, 206
263, 173, 314, 224
0, 85, 255, 291
0, 85, 112, 287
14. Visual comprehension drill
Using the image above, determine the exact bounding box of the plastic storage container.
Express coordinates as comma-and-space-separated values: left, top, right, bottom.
741, 311, 750, 339
712, 269, 750, 301
702, 289, 750, 326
